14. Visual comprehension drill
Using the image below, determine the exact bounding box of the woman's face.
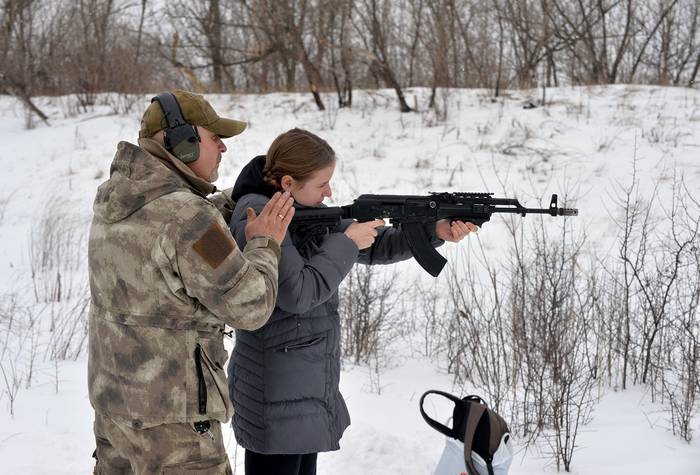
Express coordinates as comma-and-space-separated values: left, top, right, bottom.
283, 163, 335, 206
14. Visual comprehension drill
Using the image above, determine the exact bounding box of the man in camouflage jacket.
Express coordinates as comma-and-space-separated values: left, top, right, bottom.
88, 90, 295, 474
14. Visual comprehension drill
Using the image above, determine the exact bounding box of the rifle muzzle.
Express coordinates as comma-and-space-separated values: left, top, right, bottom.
557, 207, 579, 216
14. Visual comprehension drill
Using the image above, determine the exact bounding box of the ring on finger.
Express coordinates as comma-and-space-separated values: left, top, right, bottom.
278, 214, 285, 219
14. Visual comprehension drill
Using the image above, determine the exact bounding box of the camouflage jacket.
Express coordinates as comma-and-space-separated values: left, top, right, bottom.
88, 139, 281, 429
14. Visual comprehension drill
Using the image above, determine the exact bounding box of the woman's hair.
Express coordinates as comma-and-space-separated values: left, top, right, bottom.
263, 128, 335, 190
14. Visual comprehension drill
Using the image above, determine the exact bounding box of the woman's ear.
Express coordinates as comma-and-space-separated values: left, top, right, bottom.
281, 175, 293, 192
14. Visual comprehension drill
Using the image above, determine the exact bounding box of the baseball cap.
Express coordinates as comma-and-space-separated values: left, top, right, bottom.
139, 89, 247, 138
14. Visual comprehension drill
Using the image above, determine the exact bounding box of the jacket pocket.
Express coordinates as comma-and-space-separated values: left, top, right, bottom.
163, 455, 232, 474
264, 332, 329, 403
274, 335, 326, 353
195, 342, 233, 422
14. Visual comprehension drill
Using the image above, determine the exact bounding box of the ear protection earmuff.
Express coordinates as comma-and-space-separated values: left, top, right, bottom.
151, 93, 201, 163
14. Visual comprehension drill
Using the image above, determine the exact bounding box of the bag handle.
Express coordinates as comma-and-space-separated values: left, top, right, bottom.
419, 390, 465, 439
463, 403, 489, 475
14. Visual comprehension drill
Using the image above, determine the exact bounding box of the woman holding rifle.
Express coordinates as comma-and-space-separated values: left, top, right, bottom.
226, 128, 476, 475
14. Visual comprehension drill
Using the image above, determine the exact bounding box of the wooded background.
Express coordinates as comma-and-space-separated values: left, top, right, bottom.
2, 0, 698, 112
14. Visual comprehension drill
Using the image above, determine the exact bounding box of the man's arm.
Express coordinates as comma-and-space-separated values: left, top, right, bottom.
231, 195, 358, 315
166, 201, 281, 331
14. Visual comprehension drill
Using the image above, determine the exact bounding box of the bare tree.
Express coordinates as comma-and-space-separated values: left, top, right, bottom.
446, 244, 514, 416
5, 0, 700, 98
688, 51, 700, 86
634, 186, 694, 386
236, 0, 329, 109
496, 0, 549, 88
0, 0, 50, 127
445, 210, 599, 470
658, 178, 700, 441
423, 0, 453, 113
327, 0, 354, 107
546, 0, 637, 84
662, 275, 699, 442
134, 0, 147, 63
0, 360, 22, 417
607, 155, 651, 389
167, 1, 232, 91
353, 0, 413, 112
627, 0, 682, 83
413, 276, 449, 359
339, 265, 403, 365
68, 0, 117, 107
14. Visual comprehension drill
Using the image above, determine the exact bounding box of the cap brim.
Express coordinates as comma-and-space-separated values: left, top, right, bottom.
207, 118, 247, 138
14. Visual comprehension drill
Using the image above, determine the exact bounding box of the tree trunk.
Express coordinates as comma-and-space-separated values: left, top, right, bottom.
298, 48, 326, 110
0, 73, 50, 126
372, 61, 412, 112
135, 0, 147, 65
688, 52, 700, 87
207, 0, 223, 91
495, 6, 504, 98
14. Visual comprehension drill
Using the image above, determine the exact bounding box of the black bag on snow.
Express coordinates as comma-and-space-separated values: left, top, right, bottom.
420, 390, 513, 475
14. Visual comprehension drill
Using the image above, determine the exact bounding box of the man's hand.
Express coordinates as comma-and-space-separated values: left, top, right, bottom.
435, 219, 478, 242
344, 219, 385, 250
245, 191, 295, 244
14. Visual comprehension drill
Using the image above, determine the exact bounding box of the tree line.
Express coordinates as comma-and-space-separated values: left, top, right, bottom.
1, 0, 699, 113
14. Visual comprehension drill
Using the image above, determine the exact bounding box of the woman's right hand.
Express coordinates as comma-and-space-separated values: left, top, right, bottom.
245, 191, 295, 244
344, 219, 385, 250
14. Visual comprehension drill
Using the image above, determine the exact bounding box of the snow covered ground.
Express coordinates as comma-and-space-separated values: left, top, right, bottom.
0, 85, 699, 473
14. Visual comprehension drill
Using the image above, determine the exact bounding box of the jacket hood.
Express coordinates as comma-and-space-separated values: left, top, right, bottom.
230, 155, 277, 202
93, 141, 204, 223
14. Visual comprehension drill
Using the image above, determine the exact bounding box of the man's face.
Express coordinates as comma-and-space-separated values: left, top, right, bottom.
188, 126, 227, 183
286, 163, 335, 207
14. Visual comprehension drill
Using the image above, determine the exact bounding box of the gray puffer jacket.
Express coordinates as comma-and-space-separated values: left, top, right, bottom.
227, 156, 443, 454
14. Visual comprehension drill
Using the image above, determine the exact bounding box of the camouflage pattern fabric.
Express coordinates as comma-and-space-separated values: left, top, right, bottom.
88, 140, 280, 439
93, 413, 233, 474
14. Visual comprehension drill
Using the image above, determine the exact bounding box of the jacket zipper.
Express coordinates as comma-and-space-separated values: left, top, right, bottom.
280, 336, 325, 353
194, 344, 207, 415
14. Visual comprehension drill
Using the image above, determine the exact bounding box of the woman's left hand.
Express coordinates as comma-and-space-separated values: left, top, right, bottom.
435, 219, 478, 242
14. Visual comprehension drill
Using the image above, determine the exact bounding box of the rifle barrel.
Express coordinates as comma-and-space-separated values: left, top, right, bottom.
491, 206, 579, 216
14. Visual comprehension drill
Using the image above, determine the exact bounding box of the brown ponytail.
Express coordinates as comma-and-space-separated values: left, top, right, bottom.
263, 128, 336, 190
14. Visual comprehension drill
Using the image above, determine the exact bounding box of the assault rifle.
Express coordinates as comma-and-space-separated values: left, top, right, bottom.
290, 193, 578, 277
